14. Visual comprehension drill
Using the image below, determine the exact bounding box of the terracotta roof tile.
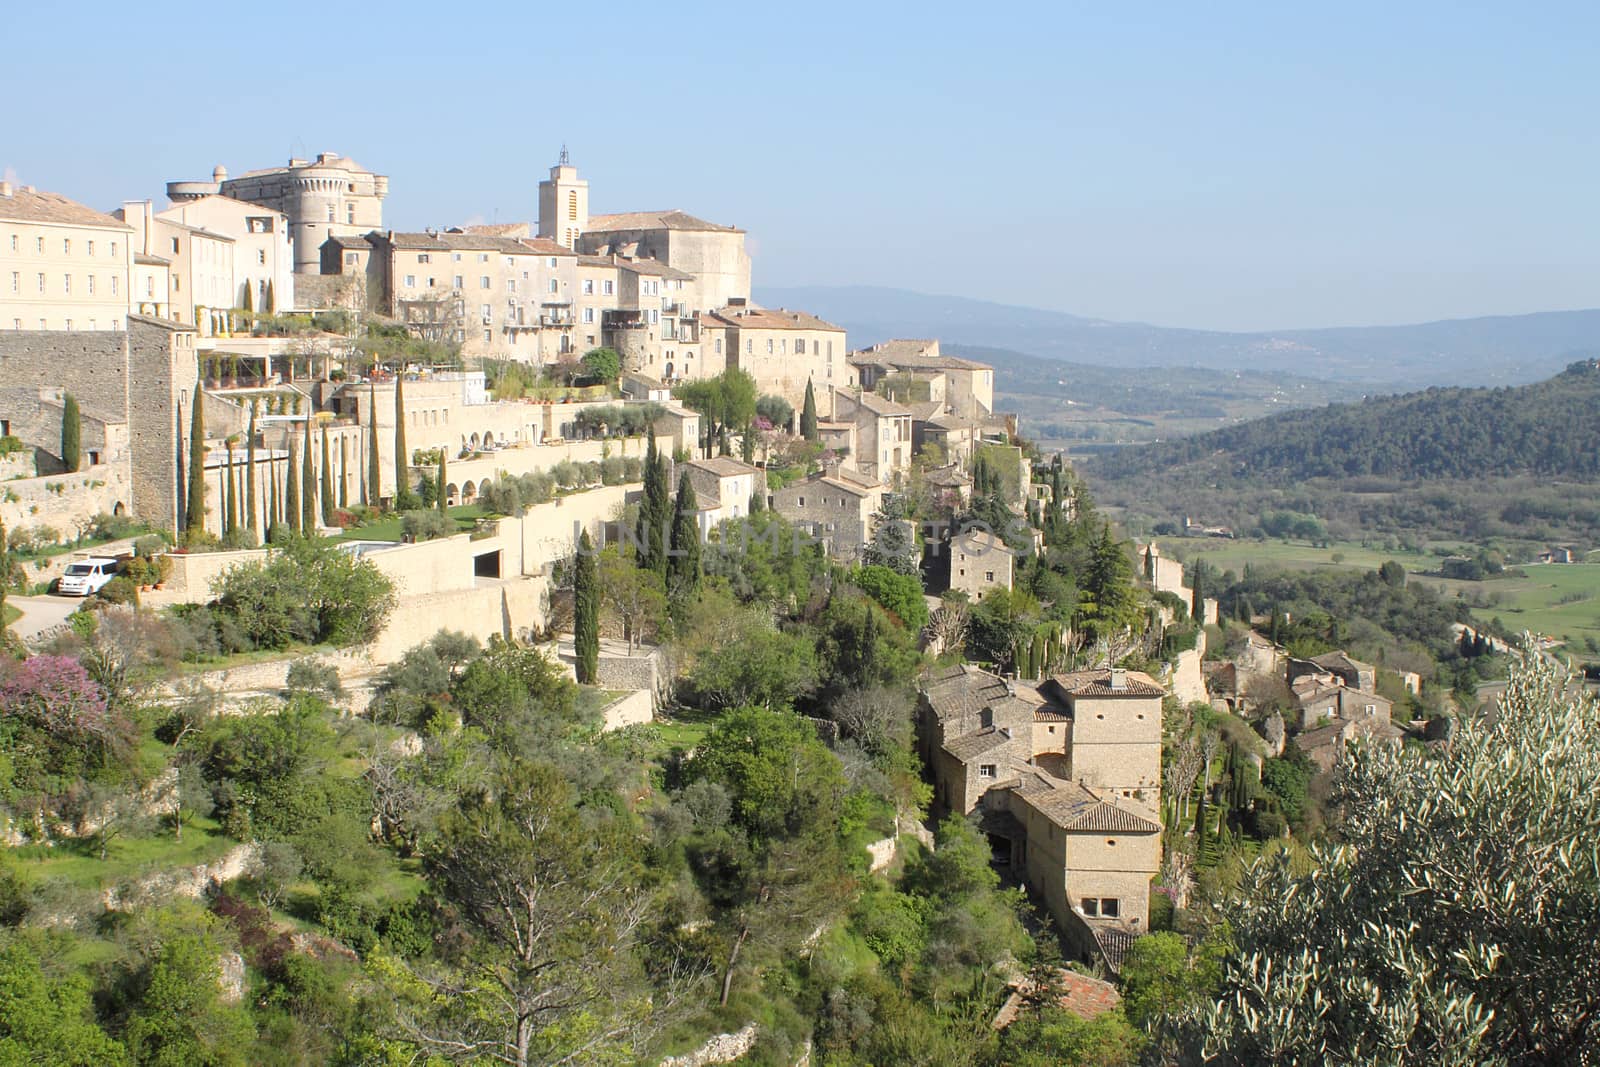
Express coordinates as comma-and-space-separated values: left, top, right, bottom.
0, 187, 132, 230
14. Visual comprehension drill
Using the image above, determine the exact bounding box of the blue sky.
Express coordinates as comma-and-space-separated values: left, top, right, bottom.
6, 1, 1596, 331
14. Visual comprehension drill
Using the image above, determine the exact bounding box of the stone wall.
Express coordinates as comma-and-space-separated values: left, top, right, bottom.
128, 316, 199, 533
1166, 627, 1209, 706
0, 463, 132, 535
0, 330, 129, 424
600, 689, 653, 731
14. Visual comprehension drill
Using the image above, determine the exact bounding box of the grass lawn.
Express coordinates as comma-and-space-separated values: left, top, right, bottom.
2, 603, 18, 627
329, 503, 491, 544
9, 816, 237, 891
654, 719, 711, 751
1159, 537, 1600, 653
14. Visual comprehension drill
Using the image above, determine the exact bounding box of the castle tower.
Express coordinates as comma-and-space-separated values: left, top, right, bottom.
537, 147, 588, 250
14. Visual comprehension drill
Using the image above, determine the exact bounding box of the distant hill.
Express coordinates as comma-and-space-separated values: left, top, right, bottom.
1085, 360, 1600, 484
756, 285, 1600, 388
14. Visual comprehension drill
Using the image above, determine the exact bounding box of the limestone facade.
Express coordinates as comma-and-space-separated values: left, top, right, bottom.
0, 182, 133, 332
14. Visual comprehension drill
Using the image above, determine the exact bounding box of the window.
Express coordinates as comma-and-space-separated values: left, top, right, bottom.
766, 339, 774, 354
567, 190, 578, 220
796, 339, 806, 355
327, 205, 335, 222
979, 764, 996, 779
171, 237, 180, 254
345, 252, 358, 266
8, 235, 14, 252
480, 276, 490, 289
478, 253, 489, 263
483, 329, 492, 343
63, 274, 70, 294
602, 280, 614, 295
797, 496, 805, 507
64, 319, 72, 331
746, 339, 753, 354
1100, 898, 1120, 918
547, 257, 558, 268
715, 338, 722, 354
257, 249, 266, 265
507, 279, 517, 293
111, 276, 118, 296
582, 279, 594, 295
404, 275, 416, 288
87, 275, 94, 295
87, 319, 95, 331
480, 303, 491, 319
87, 240, 94, 255
649, 309, 658, 324
63, 238, 71, 254
453, 275, 464, 288
582, 308, 595, 324
346, 204, 354, 224
36, 237, 44, 253
1081, 899, 1099, 917
418, 254, 431, 264
985, 571, 995, 582
548, 279, 558, 294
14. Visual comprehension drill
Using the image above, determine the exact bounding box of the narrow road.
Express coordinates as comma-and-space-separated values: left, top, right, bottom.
7, 594, 81, 645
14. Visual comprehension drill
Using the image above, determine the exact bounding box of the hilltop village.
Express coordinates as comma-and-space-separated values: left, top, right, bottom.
0, 152, 1567, 1065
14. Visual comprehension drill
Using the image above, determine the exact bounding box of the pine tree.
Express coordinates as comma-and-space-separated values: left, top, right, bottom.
437, 450, 448, 513
60, 393, 81, 472
320, 425, 336, 526
285, 437, 301, 535
393, 372, 410, 508
800, 378, 819, 442
301, 418, 317, 532
366, 380, 381, 507
667, 468, 701, 599
574, 530, 600, 684
185, 382, 207, 536
245, 401, 258, 535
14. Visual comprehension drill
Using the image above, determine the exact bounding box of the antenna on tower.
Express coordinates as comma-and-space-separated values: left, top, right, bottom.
558, 144, 570, 166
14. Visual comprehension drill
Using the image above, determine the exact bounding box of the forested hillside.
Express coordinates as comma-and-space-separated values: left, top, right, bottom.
1089, 359, 1600, 483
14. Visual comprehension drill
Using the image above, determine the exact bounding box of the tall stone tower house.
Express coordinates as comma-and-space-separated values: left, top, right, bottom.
537, 150, 589, 250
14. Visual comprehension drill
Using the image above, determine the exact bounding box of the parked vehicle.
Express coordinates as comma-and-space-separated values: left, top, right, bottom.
57, 557, 120, 597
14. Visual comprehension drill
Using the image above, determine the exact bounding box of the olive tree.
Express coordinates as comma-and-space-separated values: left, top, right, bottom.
1158, 649, 1600, 1065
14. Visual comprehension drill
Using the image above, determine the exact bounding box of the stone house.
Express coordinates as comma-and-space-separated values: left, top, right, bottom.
1289, 650, 1376, 694
682, 456, 761, 537
0, 181, 134, 333
917, 664, 1164, 971
703, 302, 849, 410
1296, 713, 1405, 774
767, 467, 885, 562
1290, 677, 1394, 732
830, 388, 912, 486
948, 528, 1016, 599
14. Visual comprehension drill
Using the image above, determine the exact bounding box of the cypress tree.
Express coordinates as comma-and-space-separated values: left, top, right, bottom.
320, 425, 336, 526
574, 529, 600, 684
0, 520, 9, 636
224, 442, 237, 535
338, 436, 349, 510
301, 418, 317, 532
242, 284, 253, 314
265, 280, 276, 315
800, 378, 819, 442
185, 383, 207, 536
1191, 566, 1205, 622
637, 432, 669, 575
60, 393, 81, 473
266, 453, 277, 533
285, 437, 301, 534
667, 468, 701, 597
437, 451, 448, 513
366, 380, 381, 507
393, 372, 410, 508
245, 402, 258, 535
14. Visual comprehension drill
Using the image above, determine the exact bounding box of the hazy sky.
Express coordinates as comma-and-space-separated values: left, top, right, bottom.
7, 1, 1596, 331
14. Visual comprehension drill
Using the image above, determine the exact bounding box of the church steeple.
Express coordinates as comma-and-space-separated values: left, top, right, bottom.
538, 148, 588, 249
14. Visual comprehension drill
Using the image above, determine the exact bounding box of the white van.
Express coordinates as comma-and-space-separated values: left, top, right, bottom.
58, 557, 120, 597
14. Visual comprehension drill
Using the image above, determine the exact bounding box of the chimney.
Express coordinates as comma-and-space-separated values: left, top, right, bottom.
1109, 668, 1127, 691
0, 181, 11, 198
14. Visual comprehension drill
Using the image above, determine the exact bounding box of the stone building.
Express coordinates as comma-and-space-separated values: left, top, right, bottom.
948, 527, 1016, 599
0, 315, 199, 531
0, 181, 133, 332
701, 302, 849, 409
848, 339, 995, 421
118, 202, 235, 335
169, 155, 388, 274
155, 195, 295, 315
682, 456, 761, 537
917, 664, 1164, 970
767, 466, 886, 561
828, 388, 911, 485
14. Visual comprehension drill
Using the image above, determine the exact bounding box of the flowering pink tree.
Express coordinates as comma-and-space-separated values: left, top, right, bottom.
0, 654, 112, 740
